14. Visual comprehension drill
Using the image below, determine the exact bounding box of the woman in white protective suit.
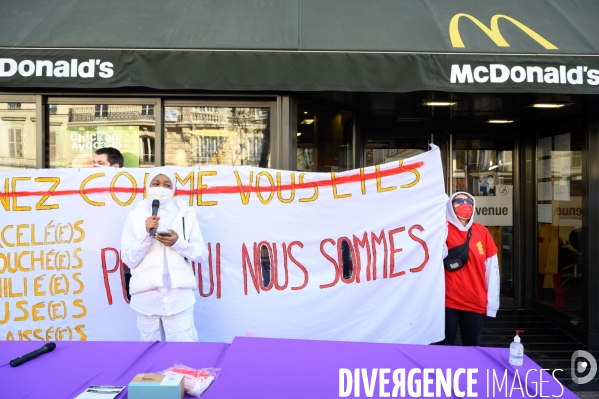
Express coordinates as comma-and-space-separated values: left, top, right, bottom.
121, 167, 206, 342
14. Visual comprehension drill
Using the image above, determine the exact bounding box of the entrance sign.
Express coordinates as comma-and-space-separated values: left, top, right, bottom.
474, 185, 513, 226
0, 147, 447, 344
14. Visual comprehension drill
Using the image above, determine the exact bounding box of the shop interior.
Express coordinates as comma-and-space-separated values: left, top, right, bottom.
294, 90, 586, 341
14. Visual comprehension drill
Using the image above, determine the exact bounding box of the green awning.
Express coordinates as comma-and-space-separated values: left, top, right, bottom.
1, 0, 599, 93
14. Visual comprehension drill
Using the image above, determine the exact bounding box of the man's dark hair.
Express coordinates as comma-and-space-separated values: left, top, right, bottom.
95, 147, 124, 168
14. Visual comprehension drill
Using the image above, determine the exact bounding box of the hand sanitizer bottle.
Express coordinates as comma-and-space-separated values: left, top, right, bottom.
509, 330, 525, 366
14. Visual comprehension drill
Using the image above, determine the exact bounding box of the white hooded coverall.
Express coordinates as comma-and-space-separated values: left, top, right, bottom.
121, 168, 207, 341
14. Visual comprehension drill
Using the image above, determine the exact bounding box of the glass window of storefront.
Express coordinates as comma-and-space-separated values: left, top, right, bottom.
164, 104, 272, 167
451, 136, 515, 301
296, 101, 354, 172
363, 138, 429, 168
46, 100, 157, 168
0, 101, 36, 170
536, 120, 585, 325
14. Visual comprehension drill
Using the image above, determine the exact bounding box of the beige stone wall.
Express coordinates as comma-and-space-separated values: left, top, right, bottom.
0, 102, 37, 170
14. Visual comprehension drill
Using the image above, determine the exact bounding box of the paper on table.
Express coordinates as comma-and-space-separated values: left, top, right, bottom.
74, 386, 125, 399
538, 181, 552, 201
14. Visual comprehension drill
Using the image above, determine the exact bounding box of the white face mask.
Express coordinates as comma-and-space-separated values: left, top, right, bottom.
147, 187, 173, 204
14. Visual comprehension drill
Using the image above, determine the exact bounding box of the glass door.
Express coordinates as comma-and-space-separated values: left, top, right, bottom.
535, 120, 586, 332
451, 135, 517, 307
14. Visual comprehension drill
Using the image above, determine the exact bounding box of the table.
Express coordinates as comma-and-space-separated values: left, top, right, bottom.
1, 338, 576, 398
205, 337, 576, 399
0, 341, 229, 399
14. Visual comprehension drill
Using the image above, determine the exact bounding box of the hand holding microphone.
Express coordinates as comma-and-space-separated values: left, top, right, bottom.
147, 200, 160, 236
10, 342, 56, 367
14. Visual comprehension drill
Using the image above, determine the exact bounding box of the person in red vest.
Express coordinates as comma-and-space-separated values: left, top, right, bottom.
439, 191, 500, 346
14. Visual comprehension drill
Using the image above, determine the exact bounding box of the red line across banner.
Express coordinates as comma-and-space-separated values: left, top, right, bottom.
0, 161, 423, 198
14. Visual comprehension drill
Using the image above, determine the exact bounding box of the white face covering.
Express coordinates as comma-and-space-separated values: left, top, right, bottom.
147, 186, 173, 204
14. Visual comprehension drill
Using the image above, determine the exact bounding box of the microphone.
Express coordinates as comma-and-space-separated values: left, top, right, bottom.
10, 342, 56, 367
149, 199, 160, 236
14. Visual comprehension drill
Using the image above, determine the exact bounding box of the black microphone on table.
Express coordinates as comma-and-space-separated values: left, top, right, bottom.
10, 342, 56, 367
149, 199, 160, 236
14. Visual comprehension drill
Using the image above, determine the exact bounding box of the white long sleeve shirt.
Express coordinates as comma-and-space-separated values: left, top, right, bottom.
485, 254, 500, 317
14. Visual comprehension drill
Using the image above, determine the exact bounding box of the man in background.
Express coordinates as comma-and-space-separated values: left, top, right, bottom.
93, 146, 131, 299
93, 147, 124, 168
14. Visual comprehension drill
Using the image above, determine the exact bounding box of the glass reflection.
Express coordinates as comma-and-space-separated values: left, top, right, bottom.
0, 102, 36, 170
536, 123, 584, 323
452, 139, 514, 299
296, 102, 353, 172
47, 104, 155, 168
164, 106, 270, 167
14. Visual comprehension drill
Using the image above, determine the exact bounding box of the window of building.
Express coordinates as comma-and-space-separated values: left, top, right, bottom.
140, 135, 155, 166
8, 128, 22, 158
164, 104, 272, 167
48, 128, 56, 161
141, 105, 154, 119
94, 104, 108, 120
296, 100, 354, 172
0, 102, 36, 170
48, 102, 155, 168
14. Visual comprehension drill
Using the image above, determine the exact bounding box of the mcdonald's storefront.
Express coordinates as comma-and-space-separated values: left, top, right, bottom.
1, 0, 599, 350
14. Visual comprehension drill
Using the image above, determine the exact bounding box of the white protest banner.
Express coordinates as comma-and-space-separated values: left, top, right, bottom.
0, 146, 447, 344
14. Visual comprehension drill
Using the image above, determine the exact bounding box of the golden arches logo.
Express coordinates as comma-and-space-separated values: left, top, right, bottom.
449, 13, 558, 50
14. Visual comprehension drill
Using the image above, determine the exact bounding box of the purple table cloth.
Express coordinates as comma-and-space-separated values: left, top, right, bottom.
1, 338, 576, 398
0, 341, 229, 399
204, 337, 576, 399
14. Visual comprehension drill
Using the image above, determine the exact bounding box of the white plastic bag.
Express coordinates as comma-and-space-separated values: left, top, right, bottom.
162, 364, 220, 397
